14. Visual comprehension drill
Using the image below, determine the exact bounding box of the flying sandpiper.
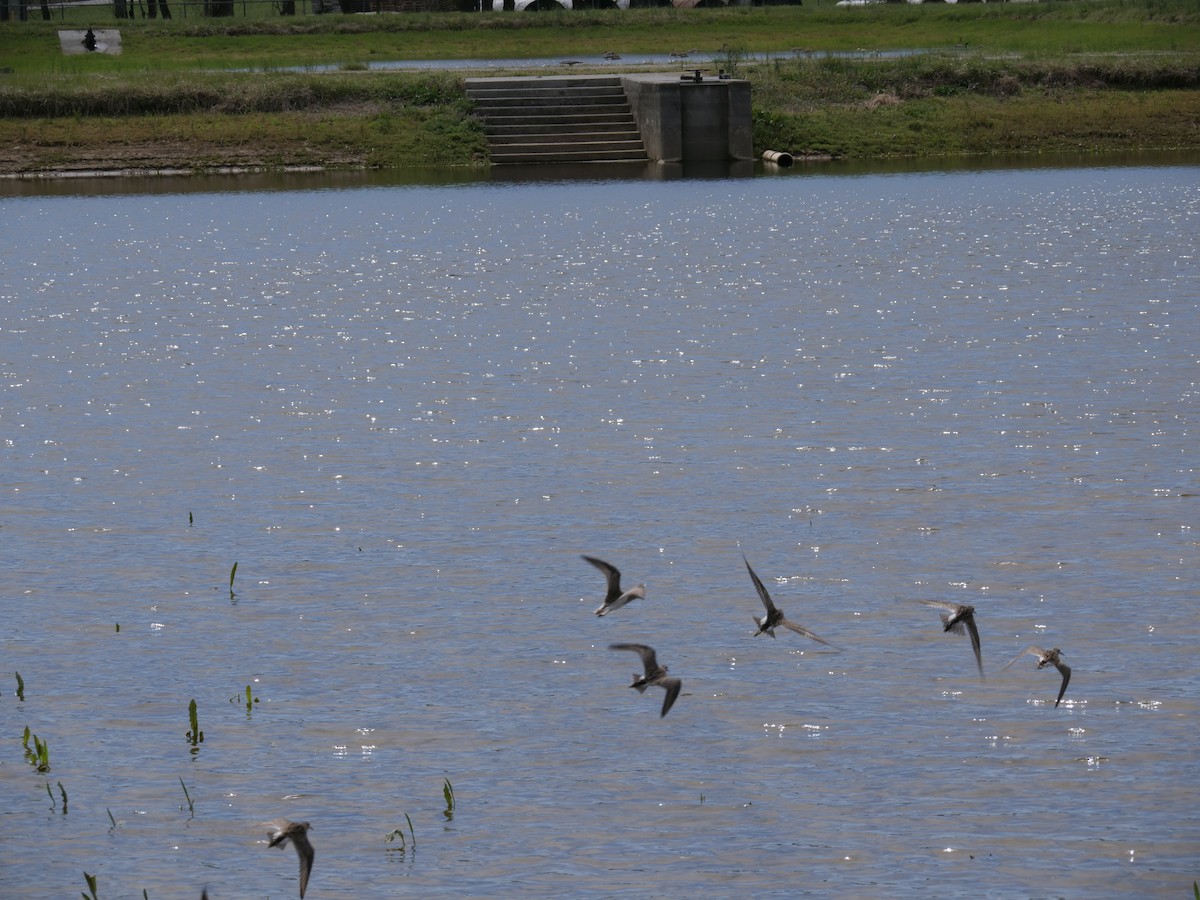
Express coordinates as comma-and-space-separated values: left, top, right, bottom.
583, 555, 645, 617
1002, 645, 1071, 708
743, 554, 835, 647
919, 600, 983, 677
265, 819, 314, 899
609, 643, 682, 718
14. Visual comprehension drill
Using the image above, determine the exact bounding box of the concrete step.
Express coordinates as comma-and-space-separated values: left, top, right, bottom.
468, 86, 627, 103
466, 75, 647, 166
480, 111, 638, 127
496, 137, 646, 152
472, 99, 631, 115
490, 146, 649, 165
484, 121, 641, 136
487, 130, 642, 146
466, 76, 623, 93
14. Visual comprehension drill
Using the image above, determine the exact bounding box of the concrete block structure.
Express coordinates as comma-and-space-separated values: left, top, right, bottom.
467, 73, 752, 165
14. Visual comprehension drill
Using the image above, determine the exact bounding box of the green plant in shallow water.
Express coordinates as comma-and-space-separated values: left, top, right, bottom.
179, 777, 194, 817
231, 684, 259, 714
185, 699, 204, 748
15, 671, 24, 701
385, 813, 417, 852
47, 781, 68, 812
81, 871, 98, 900
229, 561, 238, 600
22, 727, 50, 772
443, 778, 455, 820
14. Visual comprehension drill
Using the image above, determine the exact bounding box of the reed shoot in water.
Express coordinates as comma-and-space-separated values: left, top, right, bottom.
185, 699, 204, 747
385, 813, 417, 852
22, 727, 50, 773
179, 777, 194, 817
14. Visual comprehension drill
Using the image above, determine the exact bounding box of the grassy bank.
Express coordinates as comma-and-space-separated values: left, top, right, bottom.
1, 1, 1198, 176
751, 51, 1200, 159
3, 1, 1199, 72
0, 70, 489, 172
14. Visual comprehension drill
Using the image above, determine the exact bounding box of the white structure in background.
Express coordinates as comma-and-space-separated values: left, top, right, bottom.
508, 1, 628, 8
500, 1, 757, 10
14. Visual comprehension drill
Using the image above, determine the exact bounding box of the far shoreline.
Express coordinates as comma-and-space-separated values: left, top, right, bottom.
2, 3, 1198, 179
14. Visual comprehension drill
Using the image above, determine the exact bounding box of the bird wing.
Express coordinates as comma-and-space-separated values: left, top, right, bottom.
964, 614, 984, 677
1000, 645, 1043, 672
743, 555, 779, 614
583, 555, 623, 603
1053, 661, 1071, 708
609, 642, 657, 676
659, 677, 682, 717
265, 819, 291, 847
918, 599, 960, 614
602, 585, 645, 615
292, 827, 314, 898
779, 617, 834, 647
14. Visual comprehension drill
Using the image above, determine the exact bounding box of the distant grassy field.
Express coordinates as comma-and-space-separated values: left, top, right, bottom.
2, 1, 1199, 72
1, 0, 1197, 175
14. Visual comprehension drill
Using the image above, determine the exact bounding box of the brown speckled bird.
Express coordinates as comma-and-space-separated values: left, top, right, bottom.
744, 555, 835, 647
583, 555, 646, 617
265, 819, 314, 899
1002, 645, 1071, 708
919, 599, 983, 677
609, 643, 682, 718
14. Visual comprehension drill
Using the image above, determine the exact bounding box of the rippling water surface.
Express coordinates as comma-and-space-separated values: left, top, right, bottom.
1, 165, 1197, 897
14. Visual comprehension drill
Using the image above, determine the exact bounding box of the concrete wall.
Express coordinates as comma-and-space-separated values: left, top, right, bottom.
622, 74, 752, 164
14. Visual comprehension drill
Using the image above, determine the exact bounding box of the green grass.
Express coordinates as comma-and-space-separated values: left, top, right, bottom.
750, 51, 1200, 158
2, 1, 1198, 74
0, 68, 489, 171
0, 1, 1197, 173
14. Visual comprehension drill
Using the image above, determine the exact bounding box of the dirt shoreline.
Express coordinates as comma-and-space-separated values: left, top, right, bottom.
4, 60, 1197, 180
0, 134, 380, 180
0, 165, 332, 180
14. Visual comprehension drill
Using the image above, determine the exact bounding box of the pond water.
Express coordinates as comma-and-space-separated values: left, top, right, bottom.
1, 161, 1197, 898
249, 47, 925, 74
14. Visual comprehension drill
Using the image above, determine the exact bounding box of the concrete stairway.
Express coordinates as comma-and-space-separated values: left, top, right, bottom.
465, 76, 647, 165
